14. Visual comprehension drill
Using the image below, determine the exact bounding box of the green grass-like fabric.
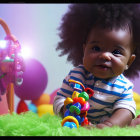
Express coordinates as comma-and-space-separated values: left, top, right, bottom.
0, 110, 140, 136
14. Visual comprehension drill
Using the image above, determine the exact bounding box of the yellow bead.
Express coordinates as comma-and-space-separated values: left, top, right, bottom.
61, 116, 79, 128
72, 91, 80, 99
64, 97, 73, 106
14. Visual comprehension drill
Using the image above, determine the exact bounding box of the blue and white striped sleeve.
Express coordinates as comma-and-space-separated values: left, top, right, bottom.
113, 82, 136, 118
53, 74, 73, 115
53, 65, 86, 115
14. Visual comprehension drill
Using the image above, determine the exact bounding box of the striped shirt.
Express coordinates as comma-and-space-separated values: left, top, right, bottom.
53, 64, 136, 124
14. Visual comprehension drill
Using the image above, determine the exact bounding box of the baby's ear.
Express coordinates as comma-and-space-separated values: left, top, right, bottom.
127, 54, 136, 68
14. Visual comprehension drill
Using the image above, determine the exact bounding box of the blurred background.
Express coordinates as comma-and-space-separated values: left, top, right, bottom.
0, 3, 140, 113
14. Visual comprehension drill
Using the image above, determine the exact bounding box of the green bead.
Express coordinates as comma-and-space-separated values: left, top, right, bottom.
78, 91, 89, 101
69, 105, 81, 115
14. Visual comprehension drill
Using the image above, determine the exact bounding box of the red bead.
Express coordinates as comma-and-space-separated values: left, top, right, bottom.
78, 97, 86, 106
81, 117, 89, 126
137, 115, 140, 118
73, 97, 79, 104
80, 110, 87, 117
84, 88, 94, 98
73, 97, 86, 106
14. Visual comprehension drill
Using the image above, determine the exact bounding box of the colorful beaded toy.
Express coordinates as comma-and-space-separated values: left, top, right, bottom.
61, 79, 94, 128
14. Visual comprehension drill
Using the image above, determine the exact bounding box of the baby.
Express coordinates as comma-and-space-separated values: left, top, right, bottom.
53, 4, 140, 129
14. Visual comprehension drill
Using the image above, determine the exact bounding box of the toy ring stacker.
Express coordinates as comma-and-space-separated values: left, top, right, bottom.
61, 116, 79, 128
0, 18, 24, 114
61, 79, 94, 129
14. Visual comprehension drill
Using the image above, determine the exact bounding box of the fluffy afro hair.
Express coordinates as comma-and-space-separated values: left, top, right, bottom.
56, 4, 140, 79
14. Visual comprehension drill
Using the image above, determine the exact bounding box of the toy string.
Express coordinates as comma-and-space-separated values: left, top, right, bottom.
68, 79, 85, 90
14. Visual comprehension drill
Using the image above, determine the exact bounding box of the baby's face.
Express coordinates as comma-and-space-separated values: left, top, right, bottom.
83, 26, 136, 79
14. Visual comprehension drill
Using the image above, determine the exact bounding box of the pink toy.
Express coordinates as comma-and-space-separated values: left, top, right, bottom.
81, 101, 90, 112
0, 18, 24, 114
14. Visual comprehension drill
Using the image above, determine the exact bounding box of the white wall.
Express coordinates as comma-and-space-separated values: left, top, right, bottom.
0, 4, 74, 111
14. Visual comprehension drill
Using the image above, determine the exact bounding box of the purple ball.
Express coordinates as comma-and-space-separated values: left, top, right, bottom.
14, 58, 48, 100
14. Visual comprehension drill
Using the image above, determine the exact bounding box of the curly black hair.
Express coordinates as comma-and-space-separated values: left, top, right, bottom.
56, 4, 140, 79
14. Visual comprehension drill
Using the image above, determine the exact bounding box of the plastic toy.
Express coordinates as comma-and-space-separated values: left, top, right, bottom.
37, 104, 54, 117
14, 58, 48, 100
27, 93, 54, 116
0, 18, 24, 114
16, 100, 29, 114
32, 93, 50, 106
61, 79, 94, 128
28, 103, 37, 113
14, 58, 48, 115
133, 92, 140, 110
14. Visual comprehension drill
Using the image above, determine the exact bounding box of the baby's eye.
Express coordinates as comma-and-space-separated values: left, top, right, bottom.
112, 49, 121, 55
92, 46, 101, 52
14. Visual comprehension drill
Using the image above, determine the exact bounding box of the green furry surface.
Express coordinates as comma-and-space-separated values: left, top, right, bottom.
0, 110, 140, 136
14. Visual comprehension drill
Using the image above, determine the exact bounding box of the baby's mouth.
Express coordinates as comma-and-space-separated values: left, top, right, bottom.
96, 64, 110, 71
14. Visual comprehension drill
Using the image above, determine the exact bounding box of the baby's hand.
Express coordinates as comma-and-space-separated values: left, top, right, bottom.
82, 122, 95, 129
96, 121, 113, 129
129, 116, 140, 127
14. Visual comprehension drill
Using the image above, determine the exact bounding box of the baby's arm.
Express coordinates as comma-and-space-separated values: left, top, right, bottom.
60, 105, 66, 118
96, 108, 133, 129
95, 81, 136, 129
53, 94, 66, 116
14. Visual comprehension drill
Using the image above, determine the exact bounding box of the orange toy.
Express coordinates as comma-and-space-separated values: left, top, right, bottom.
32, 93, 50, 106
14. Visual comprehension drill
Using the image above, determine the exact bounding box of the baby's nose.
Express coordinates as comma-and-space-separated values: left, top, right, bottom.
99, 52, 111, 61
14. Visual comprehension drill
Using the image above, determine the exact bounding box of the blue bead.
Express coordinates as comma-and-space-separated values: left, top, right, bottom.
64, 109, 71, 117
69, 122, 77, 128
74, 83, 83, 92
73, 114, 81, 123
63, 122, 70, 127
63, 122, 77, 129
73, 102, 81, 110
73, 115, 84, 124
74, 83, 81, 89
69, 102, 81, 115
66, 103, 72, 109
80, 117, 85, 123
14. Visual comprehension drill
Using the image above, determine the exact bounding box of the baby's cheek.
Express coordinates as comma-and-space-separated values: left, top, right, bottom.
112, 60, 126, 75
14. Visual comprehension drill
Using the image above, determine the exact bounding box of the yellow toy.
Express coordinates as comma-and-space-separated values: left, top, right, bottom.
72, 91, 80, 99
133, 92, 140, 110
61, 116, 79, 128
64, 97, 73, 106
37, 104, 54, 117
